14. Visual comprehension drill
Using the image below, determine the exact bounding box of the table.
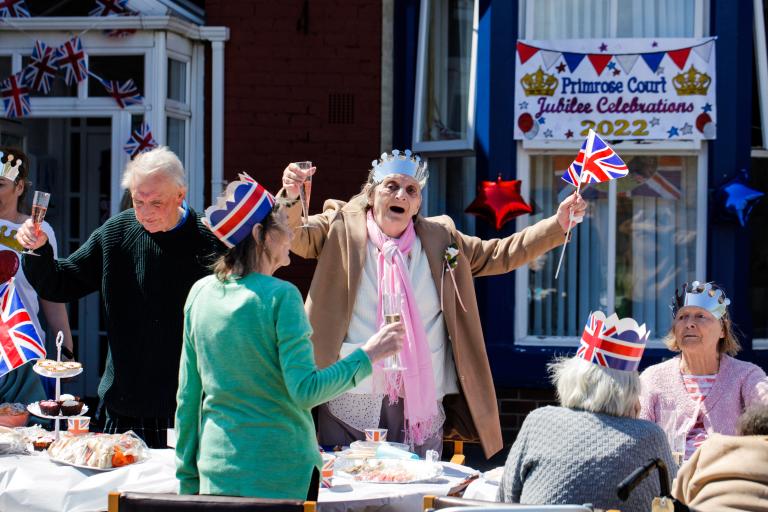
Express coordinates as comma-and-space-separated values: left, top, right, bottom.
0, 450, 479, 512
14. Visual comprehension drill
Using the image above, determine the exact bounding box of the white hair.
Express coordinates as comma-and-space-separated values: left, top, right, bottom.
549, 356, 641, 418
121, 146, 186, 191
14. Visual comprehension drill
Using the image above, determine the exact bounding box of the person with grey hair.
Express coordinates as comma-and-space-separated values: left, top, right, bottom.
281, 150, 587, 458
673, 405, 768, 511
498, 311, 675, 512
15, 146, 225, 447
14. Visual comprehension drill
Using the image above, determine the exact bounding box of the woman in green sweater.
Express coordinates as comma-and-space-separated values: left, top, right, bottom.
175, 174, 404, 500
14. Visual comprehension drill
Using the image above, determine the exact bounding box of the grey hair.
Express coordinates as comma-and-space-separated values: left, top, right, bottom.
549, 356, 641, 418
738, 405, 768, 435
120, 146, 187, 191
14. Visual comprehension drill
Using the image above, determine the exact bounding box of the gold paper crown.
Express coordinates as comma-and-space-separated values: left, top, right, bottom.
0, 150, 22, 182
521, 67, 558, 97
672, 66, 711, 96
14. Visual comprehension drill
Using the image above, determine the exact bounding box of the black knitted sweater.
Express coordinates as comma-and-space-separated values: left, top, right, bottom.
23, 208, 224, 418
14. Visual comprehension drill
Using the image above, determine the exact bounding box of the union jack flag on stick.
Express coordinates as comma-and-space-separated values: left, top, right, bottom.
555, 129, 628, 279
0, 0, 30, 17
53, 36, 89, 86
123, 123, 157, 158
23, 40, 58, 95
93, 73, 143, 108
0, 278, 46, 378
1, 73, 32, 119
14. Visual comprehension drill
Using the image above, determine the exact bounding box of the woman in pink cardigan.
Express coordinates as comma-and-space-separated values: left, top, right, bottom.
639, 281, 768, 462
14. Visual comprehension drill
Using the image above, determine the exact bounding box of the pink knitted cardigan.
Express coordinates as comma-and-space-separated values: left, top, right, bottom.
639, 355, 768, 436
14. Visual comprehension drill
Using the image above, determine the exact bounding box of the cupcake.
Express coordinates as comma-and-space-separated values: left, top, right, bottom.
59, 394, 80, 402
38, 399, 61, 416
60, 400, 84, 416
33, 438, 53, 451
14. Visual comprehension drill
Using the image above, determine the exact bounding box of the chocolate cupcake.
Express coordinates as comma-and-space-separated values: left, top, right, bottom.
60, 400, 83, 416
33, 438, 53, 451
38, 399, 60, 416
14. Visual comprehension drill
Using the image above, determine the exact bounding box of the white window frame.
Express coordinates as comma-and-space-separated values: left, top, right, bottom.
412, 0, 479, 154
515, 0, 709, 347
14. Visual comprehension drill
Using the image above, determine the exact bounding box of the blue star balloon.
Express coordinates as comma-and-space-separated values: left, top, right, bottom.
716, 171, 765, 227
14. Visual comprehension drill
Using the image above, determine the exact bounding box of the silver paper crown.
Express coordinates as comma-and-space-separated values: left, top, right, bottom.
671, 281, 731, 320
0, 151, 22, 182
370, 149, 429, 187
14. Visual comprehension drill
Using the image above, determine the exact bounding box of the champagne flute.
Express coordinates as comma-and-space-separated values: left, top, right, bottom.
382, 292, 406, 371
23, 191, 51, 256
295, 161, 314, 228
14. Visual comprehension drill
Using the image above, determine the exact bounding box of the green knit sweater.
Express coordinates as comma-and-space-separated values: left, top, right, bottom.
22, 208, 224, 418
176, 273, 373, 498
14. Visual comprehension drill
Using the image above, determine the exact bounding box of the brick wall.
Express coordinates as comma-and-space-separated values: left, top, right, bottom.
497, 387, 557, 444
205, 0, 382, 293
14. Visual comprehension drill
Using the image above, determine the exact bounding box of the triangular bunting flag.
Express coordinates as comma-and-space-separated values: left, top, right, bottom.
693, 40, 715, 63
641, 52, 665, 73
587, 54, 613, 76
540, 50, 561, 70
667, 47, 692, 70
563, 52, 586, 73
517, 42, 539, 65
615, 54, 640, 74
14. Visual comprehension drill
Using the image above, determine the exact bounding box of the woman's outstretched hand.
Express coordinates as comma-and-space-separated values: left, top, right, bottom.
556, 191, 587, 233
361, 322, 405, 363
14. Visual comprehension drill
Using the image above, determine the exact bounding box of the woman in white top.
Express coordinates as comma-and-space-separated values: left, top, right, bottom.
0, 147, 73, 392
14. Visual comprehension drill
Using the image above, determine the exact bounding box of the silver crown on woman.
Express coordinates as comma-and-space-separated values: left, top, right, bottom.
0, 151, 22, 182
370, 149, 429, 188
671, 281, 731, 320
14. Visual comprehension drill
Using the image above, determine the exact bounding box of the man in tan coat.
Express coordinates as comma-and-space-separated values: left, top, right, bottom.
281, 150, 586, 458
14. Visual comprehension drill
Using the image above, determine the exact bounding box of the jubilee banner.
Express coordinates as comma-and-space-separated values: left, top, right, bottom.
513, 38, 716, 141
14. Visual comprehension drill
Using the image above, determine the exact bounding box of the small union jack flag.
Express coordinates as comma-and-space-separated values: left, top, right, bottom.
123, 123, 157, 158
95, 75, 143, 108
53, 37, 89, 86
23, 40, 58, 95
0, 0, 30, 18
0, 277, 46, 378
576, 311, 648, 372
562, 129, 629, 186
89, 0, 129, 16
1, 73, 32, 119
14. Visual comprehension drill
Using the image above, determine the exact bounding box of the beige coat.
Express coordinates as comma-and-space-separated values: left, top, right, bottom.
284, 193, 565, 457
673, 434, 768, 512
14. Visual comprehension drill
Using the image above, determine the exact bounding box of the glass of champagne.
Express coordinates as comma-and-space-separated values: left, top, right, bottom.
295, 161, 314, 228
23, 191, 51, 256
382, 292, 406, 371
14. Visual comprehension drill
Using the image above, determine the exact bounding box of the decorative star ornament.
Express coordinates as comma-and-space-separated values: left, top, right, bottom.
544, 129, 553, 138
702, 103, 712, 113
465, 175, 533, 231
518, 101, 528, 110
556, 62, 567, 73
607, 62, 616, 70
599, 42, 608, 52
650, 117, 660, 127
652, 41, 659, 47
667, 126, 679, 138
680, 123, 693, 135
612, 69, 621, 76
656, 66, 665, 75
538, 116, 546, 125
715, 171, 765, 227
565, 130, 574, 139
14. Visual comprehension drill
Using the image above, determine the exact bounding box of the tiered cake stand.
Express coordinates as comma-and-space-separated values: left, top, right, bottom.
27, 332, 87, 439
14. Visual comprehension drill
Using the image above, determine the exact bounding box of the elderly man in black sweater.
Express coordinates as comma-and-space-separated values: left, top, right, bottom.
15, 146, 225, 447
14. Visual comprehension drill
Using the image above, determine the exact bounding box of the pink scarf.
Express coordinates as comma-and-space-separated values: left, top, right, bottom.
366, 210, 439, 445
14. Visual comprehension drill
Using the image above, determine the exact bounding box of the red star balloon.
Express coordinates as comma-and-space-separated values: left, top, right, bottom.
465, 175, 533, 230
0, 250, 19, 283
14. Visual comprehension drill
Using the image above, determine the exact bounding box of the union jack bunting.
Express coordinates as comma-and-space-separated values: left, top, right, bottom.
23, 40, 58, 95
95, 75, 143, 108
89, 0, 129, 16
204, 174, 276, 248
123, 123, 157, 158
576, 311, 649, 372
53, 37, 89, 86
1, 73, 32, 119
562, 129, 629, 186
0, 0, 30, 17
0, 278, 46, 378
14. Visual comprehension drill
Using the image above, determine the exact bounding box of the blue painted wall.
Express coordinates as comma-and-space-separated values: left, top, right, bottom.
392, 0, 761, 387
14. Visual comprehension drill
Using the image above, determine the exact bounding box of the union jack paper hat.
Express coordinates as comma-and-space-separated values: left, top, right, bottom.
203, 173, 275, 248
370, 149, 429, 188
671, 281, 730, 320
576, 311, 649, 372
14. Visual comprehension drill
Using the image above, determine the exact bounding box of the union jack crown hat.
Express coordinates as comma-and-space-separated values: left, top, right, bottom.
203, 173, 275, 248
576, 311, 649, 372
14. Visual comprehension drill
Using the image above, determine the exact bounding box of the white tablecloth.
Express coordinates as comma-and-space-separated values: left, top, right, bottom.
0, 451, 478, 512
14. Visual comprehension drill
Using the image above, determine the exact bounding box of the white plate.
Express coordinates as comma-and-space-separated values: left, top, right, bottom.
32, 364, 83, 379
337, 441, 412, 460
27, 402, 89, 420
335, 458, 443, 484
48, 455, 145, 472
